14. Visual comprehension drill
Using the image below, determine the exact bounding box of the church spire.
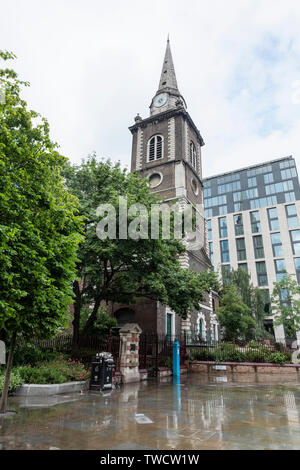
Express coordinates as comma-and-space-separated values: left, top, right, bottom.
150, 37, 186, 116
157, 36, 179, 93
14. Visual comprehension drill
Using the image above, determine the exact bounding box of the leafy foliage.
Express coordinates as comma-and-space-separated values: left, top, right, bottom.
19, 355, 89, 384
217, 285, 256, 341
0, 367, 24, 394
63, 156, 218, 345
220, 267, 271, 340
271, 274, 300, 337
79, 306, 117, 337
0, 50, 83, 412
0, 50, 83, 339
189, 343, 291, 364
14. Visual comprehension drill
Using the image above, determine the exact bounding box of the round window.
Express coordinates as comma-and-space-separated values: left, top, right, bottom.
191, 178, 198, 195
149, 173, 162, 188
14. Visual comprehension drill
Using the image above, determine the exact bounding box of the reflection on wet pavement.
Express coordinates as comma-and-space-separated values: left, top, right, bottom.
1, 374, 300, 450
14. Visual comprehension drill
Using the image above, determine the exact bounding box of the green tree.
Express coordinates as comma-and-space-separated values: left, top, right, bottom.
217, 284, 255, 341
221, 267, 269, 339
63, 156, 218, 348
0, 51, 82, 413
271, 274, 300, 337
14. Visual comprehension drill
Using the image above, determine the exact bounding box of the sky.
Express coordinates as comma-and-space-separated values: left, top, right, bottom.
1, 0, 300, 178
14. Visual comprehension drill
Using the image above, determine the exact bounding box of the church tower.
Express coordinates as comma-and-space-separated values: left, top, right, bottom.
127, 38, 218, 339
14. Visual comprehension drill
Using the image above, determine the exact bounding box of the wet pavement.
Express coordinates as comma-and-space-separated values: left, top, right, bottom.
1, 374, 300, 450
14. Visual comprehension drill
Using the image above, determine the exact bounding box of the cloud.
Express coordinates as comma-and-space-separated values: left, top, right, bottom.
1, 0, 300, 178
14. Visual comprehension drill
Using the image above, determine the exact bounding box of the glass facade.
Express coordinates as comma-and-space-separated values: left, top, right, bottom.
203, 157, 299, 216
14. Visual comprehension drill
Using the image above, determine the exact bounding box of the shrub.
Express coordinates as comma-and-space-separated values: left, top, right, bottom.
19, 366, 66, 384
18, 354, 90, 384
270, 352, 287, 365
0, 368, 24, 394
13, 342, 61, 366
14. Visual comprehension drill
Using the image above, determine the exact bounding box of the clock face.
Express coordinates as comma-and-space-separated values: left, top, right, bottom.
154, 93, 168, 108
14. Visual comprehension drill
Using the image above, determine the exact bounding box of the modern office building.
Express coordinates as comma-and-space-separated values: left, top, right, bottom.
203, 155, 300, 343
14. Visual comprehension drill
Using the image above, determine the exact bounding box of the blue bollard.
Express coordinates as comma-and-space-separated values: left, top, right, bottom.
173, 339, 180, 378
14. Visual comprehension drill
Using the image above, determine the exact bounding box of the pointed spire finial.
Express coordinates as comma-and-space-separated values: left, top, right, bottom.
157, 37, 178, 92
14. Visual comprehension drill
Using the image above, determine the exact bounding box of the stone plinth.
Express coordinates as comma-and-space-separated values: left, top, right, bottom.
119, 323, 142, 384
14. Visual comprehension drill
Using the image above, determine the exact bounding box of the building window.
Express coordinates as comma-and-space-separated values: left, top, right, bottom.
204, 188, 211, 198
233, 188, 258, 201
205, 208, 213, 218
217, 174, 240, 185
190, 142, 197, 169
222, 264, 231, 284
290, 230, 300, 255
250, 211, 261, 233
207, 219, 212, 241
267, 207, 280, 231
238, 263, 248, 272
285, 192, 296, 203
218, 181, 241, 194
280, 159, 295, 169
253, 235, 265, 259
234, 202, 241, 212
147, 135, 163, 162
248, 177, 257, 188
236, 238, 246, 261
264, 173, 274, 184
263, 290, 271, 314
220, 240, 230, 263
275, 259, 286, 282
234, 214, 244, 235
205, 195, 227, 208
266, 180, 293, 195
250, 196, 277, 209
219, 217, 228, 238
294, 258, 300, 283
286, 204, 299, 229
281, 168, 297, 180
247, 165, 272, 177
218, 205, 227, 215
256, 261, 268, 286
270, 232, 283, 257
209, 242, 214, 266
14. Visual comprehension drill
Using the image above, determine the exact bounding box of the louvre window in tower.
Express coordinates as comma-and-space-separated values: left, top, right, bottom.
190, 142, 197, 170
148, 135, 163, 162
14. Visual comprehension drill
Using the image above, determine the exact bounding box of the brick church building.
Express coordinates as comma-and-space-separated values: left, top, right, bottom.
109, 39, 219, 341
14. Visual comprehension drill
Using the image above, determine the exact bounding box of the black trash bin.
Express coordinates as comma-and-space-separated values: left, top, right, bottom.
90, 352, 115, 391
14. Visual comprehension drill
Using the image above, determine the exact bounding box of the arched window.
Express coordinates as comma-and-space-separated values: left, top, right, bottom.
190, 141, 197, 169
148, 135, 163, 162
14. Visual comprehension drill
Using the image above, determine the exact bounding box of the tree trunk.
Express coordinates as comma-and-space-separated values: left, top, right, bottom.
0, 331, 17, 414
81, 297, 101, 337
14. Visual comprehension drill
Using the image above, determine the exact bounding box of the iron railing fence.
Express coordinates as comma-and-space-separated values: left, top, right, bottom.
26, 332, 121, 370
187, 338, 293, 364
138, 332, 186, 374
